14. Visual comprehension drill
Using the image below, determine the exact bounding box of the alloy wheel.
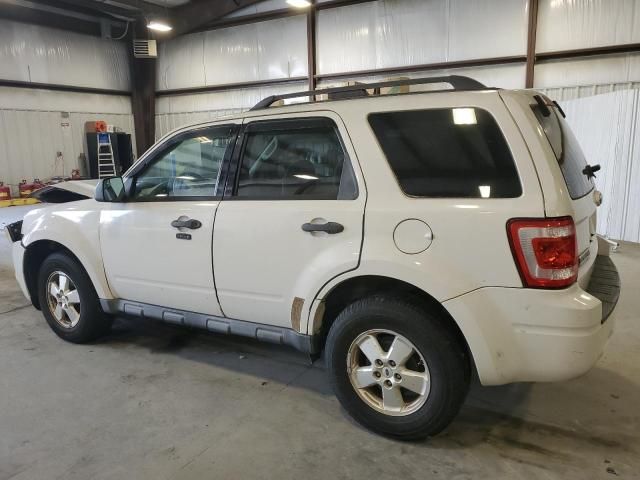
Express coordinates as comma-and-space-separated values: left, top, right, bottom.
347, 329, 430, 416
46, 271, 81, 329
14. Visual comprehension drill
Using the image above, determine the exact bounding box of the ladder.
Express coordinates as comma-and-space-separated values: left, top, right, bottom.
97, 133, 117, 178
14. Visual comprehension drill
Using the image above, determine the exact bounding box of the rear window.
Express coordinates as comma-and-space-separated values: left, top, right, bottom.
532, 98, 594, 199
368, 108, 522, 198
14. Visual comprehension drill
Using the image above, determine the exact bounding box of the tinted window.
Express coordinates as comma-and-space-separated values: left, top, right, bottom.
532, 101, 594, 199
369, 108, 522, 198
235, 119, 356, 199
133, 127, 234, 200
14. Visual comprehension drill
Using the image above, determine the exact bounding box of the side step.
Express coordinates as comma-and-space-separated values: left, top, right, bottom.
100, 299, 318, 354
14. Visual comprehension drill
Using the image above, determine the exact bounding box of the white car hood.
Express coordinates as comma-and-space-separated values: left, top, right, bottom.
32, 179, 99, 202
51, 180, 99, 197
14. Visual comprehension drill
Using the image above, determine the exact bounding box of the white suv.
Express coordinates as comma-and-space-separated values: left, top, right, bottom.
7, 76, 620, 439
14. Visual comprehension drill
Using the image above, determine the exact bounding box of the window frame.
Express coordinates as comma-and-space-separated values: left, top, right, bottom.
223, 117, 359, 201
125, 124, 239, 203
367, 107, 524, 200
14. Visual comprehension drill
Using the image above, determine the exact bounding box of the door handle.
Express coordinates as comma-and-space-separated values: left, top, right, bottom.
301, 221, 344, 234
171, 218, 202, 230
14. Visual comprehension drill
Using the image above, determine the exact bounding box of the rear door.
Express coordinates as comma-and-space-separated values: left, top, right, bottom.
212, 111, 365, 331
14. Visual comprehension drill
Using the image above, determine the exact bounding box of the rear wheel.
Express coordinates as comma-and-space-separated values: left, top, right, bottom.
37, 252, 112, 343
326, 296, 470, 439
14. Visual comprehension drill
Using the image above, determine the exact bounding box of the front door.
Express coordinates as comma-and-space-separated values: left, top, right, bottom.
213, 112, 366, 330
100, 123, 238, 315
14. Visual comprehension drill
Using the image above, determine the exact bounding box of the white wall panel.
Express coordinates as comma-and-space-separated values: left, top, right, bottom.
558, 89, 640, 242
0, 19, 130, 91
540, 82, 640, 101
534, 53, 640, 88
317, 0, 527, 75
318, 63, 526, 90
0, 87, 134, 190
537, 0, 640, 53
157, 16, 307, 91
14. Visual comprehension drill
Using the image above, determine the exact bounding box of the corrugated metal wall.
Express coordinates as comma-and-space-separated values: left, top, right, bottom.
548, 86, 640, 243
156, 15, 307, 91
0, 20, 133, 192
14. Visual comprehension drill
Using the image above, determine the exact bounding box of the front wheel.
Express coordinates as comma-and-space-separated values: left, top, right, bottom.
37, 252, 112, 343
326, 296, 470, 440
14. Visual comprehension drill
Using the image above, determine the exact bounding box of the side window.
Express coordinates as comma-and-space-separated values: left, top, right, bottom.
234, 118, 357, 200
132, 126, 235, 200
368, 108, 522, 198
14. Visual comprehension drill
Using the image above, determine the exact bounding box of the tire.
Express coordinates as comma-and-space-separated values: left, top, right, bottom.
37, 252, 112, 343
326, 295, 470, 440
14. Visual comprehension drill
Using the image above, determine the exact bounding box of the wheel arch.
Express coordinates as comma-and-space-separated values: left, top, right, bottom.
23, 240, 108, 310
311, 275, 474, 368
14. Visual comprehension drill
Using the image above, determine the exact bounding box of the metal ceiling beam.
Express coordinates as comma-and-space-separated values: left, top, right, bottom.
33, 0, 139, 21
0, 1, 105, 35
170, 0, 263, 36
99, 0, 167, 16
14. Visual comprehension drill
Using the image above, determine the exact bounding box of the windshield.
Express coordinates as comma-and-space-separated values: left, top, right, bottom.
532, 97, 594, 200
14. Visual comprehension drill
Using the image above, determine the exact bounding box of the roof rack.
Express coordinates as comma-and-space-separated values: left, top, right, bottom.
250, 75, 488, 111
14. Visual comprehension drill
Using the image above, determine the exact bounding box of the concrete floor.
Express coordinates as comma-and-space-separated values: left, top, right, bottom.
1, 205, 638, 480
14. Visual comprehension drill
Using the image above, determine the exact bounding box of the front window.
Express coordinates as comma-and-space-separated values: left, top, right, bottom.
132, 126, 235, 200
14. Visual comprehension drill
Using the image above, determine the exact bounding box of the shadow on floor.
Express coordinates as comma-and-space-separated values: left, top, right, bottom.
96, 314, 639, 464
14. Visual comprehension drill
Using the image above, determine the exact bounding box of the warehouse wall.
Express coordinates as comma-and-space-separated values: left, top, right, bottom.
0, 19, 133, 191
156, 0, 640, 241
0, 87, 135, 188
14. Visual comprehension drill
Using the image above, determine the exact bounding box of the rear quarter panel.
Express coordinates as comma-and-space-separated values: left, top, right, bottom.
306, 91, 546, 331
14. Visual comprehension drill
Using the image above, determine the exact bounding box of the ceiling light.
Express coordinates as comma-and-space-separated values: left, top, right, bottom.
294, 174, 318, 180
147, 21, 172, 32
287, 0, 312, 8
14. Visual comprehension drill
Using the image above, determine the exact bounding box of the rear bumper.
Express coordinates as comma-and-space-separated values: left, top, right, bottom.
444, 253, 620, 385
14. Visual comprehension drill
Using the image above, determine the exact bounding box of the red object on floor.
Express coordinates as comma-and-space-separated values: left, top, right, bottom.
19, 180, 34, 198
32, 178, 45, 191
0, 182, 11, 200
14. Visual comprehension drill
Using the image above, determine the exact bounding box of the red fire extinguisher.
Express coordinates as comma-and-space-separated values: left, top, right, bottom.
19, 180, 34, 198
0, 181, 11, 200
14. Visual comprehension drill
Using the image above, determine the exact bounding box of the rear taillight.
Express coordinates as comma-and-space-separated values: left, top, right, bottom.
507, 217, 578, 289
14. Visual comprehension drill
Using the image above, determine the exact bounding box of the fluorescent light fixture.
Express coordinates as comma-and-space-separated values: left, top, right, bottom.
147, 21, 172, 32
478, 185, 491, 198
452, 108, 477, 125
294, 174, 318, 180
287, 0, 312, 7
196, 136, 212, 143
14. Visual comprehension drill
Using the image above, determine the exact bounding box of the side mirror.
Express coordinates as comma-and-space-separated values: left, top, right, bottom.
95, 176, 126, 202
